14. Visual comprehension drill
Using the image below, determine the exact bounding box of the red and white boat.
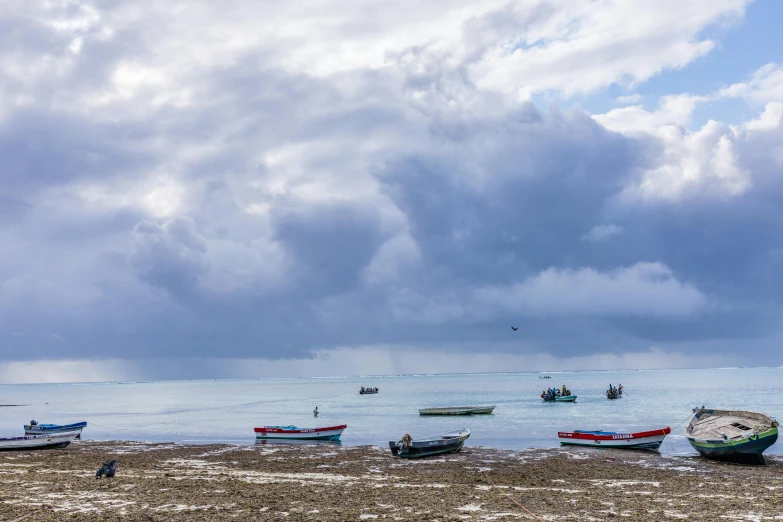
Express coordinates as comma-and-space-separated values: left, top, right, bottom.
558, 427, 671, 450
254, 424, 347, 441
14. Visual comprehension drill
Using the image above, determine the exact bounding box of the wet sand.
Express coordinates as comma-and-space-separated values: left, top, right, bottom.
0, 441, 780, 521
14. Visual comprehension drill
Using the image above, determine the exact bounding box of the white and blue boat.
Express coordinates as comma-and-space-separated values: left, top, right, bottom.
25, 421, 87, 438
0, 432, 78, 451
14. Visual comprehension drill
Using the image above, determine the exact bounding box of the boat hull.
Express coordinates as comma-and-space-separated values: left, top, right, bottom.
687, 428, 778, 465
419, 406, 495, 415
685, 408, 779, 465
0, 432, 78, 451
25, 422, 87, 437
559, 428, 670, 450
254, 425, 347, 441
543, 396, 577, 402
389, 429, 470, 458
389, 439, 465, 458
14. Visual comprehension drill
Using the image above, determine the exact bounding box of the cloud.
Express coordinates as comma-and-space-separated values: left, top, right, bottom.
477, 262, 707, 317
582, 224, 624, 242
718, 63, 783, 104
616, 94, 643, 105
2, 0, 783, 377
0, 359, 139, 384
128, 217, 208, 298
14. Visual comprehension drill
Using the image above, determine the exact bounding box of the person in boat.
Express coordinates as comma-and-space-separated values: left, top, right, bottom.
618, 384, 623, 394
313, 406, 319, 417
360, 386, 365, 393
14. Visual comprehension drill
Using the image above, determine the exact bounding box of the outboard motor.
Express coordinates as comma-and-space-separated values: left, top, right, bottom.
96, 459, 118, 479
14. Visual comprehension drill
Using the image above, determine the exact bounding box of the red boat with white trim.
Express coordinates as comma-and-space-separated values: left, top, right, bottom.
558, 427, 671, 450
254, 424, 347, 441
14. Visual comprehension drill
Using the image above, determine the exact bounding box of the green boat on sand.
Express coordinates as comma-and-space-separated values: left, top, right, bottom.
685, 408, 778, 465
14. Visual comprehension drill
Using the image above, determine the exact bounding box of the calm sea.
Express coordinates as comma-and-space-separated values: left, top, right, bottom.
1, 367, 781, 455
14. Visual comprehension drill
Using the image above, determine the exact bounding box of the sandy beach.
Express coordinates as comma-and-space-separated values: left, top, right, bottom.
0, 441, 780, 521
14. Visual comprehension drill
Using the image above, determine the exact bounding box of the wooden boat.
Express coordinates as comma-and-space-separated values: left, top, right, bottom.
418, 405, 495, 416
256, 438, 341, 446
0, 432, 78, 451
253, 424, 347, 441
606, 391, 622, 400
559, 427, 670, 450
543, 395, 577, 402
685, 408, 779, 465
389, 429, 470, 458
25, 421, 87, 438
359, 387, 378, 394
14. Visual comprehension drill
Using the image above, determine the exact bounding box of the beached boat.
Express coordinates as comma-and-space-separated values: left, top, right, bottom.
685, 408, 779, 465
543, 395, 577, 402
418, 405, 495, 416
25, 421, 87, 438
389, 428, 470, 458
558, 427, 670, 450
256, 438, 342, 446
253, 424, 347, 441
0, 432, 78, 451
359, 387, 378, 394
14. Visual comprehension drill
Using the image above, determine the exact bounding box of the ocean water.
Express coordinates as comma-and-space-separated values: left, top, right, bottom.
1, 367, 781, 456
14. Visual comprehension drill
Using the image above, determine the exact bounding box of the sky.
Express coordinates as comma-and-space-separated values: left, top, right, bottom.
1, 0, 783, 383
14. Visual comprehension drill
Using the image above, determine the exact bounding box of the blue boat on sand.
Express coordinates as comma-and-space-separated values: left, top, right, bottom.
685, 408, 778, 465
25, 421, 87, 438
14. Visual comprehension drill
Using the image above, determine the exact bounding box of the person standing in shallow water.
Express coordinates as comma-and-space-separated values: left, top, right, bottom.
313, 406, 319, 417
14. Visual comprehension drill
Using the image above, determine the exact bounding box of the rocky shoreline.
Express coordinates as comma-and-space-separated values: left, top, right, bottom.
0, 441, 780, 520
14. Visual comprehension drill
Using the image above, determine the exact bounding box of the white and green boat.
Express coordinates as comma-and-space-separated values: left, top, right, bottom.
685, 407, 778, 465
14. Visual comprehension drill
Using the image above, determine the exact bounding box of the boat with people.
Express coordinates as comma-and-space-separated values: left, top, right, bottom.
25, 421, 87, 438
359, 386, 378, 394
606, 384, 623, 399
0, 431, 78, 451
254, 424, 347, 441
389, 428, 470, 458
558, 427, 671, 450
418, 405, 495, 415
541, 386, 576, 402
685, 407, 779, 465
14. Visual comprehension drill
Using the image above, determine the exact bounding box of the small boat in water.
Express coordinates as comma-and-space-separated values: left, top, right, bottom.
418, 405, 495, 416
606, 384, 623, 400
25, 421, 87, 438
685, 408, 779, 465
389, 428, 470, 458
0, 432, 78, 451
359, 386, 378, 394
543, 395, 577, 402
254, 424, 347, 441
558, 427, 670, 450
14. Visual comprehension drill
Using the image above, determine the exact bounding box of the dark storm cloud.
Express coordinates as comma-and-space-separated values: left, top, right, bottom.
1, 0, 782, 375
